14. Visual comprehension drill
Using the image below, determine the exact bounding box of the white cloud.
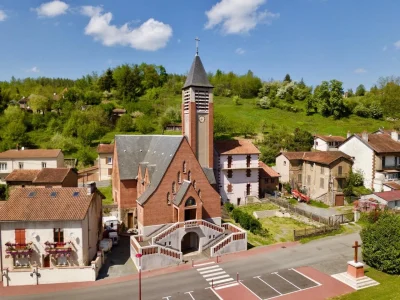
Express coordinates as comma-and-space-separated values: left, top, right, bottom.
354, 68, 367, 74
394, 40, 400, 50
27, 67, 40, 73
34, 0, 69, 18
0, 10, 7, 21
205, 0, 279, 34
80, 6, 173, 51
383, 45, 387, 51
235, 48, 245, 55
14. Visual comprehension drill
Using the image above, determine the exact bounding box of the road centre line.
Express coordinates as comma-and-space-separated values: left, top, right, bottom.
272, 272, 301, 290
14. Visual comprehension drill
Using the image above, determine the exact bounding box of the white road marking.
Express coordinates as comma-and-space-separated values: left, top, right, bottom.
239, 282, 262, 300
193, 261, 215, 267
289, 268, 322, 286
199, 268, 223, 274
162, 297, 171, 300
265, 285, 320, 300
202, 271, 226, 278
184, 291, 195, 300
213, 282, 239, 290
205, 274, 230, 281
197, 265, 220, 271
210, 278, 234, 285
272, 272, 301, 290
254, 276, 282, 295
209, 287, 224, 300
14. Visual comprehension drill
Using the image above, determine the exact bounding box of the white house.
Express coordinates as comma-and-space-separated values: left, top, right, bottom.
360, 190, 400, 210
0, 149, 64, 184
339, 130, 400, 191
96, 144, 114, 181
313, 135, 346, 151
215, 140, 260, 206
0, 183, 104, 286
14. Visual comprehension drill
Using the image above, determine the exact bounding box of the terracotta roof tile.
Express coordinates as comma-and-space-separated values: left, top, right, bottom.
281, 151, 352, 166
374, 190, 400, 202
97, 144, 114, 154
356, 133, 400, 153
259, 162, 280, 178
5, 170, 41, 182
215, 140, 261, 155
33, 168, 74, 183
383, 182, 400, 190
0, 188, 97, 221
0, 149, 62, 159
314, 135, 346, 142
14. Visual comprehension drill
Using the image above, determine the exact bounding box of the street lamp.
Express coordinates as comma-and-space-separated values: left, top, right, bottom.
136, 253, 143, 300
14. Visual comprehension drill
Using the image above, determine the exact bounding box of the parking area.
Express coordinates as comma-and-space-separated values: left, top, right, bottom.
98, 235, 137, 279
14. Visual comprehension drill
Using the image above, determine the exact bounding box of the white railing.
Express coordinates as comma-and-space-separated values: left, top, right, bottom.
210, 231, 247, 257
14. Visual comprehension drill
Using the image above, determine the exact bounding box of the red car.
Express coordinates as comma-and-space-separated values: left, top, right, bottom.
291, 190, 310, 203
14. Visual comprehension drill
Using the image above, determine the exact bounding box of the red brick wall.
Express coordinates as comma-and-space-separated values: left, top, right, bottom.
112, 148, 121, 206
176, 185, 203, 222
208, 103, 214, 168
62, 170, 78, 187
120, 179, 137, 209
142, 139, 220, 227
189, 102, 197, 155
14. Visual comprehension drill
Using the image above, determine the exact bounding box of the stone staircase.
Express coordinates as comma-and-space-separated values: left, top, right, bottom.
332, 272, 380, 290
202, 230, 231, 258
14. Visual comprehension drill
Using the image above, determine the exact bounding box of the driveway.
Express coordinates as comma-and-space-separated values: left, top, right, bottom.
98, 236, 137, 279
295, 202, 341, 219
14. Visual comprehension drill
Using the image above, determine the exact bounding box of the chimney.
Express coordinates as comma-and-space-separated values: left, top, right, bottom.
85, 181, 96, 195
347, 131, 351, 138
391, 130, 399, 141
362, 131, 368, 142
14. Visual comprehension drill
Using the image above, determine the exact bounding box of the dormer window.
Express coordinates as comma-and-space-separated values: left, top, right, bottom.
183, 161, 187, 173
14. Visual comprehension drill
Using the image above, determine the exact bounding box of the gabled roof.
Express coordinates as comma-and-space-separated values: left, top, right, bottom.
115, 135, 184, 205
314, 135, 345, 143
173, 180, 191, 206
202, 167, 216, 185
183, 56, 213, 89
97, 144, 114, 154
280, 151, 352, 166
0, 188, 98, 221
215, 140, 261, 155
259, 162, 280, 178
0, 149, 62, 159
374, 190, 400, 202
5, 170, 40, 182
355, 133, 400, 154
5, 168, 75, 184
383, 182, 400, 190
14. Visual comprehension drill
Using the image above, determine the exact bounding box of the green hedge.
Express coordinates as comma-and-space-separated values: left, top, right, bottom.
230, 208, 268, 236
360, 212, 400, 274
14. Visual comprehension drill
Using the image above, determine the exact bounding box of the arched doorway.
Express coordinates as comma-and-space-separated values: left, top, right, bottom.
184, 197, 197, 221
181, 232, 199, 254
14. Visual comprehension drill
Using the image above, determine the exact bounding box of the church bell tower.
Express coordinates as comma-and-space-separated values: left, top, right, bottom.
182, 38, 214, 169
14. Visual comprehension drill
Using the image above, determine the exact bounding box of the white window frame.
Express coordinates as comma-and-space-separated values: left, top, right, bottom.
107, 157, 113, 165
42, 162, 47, 169
18, 162, 24, 169
0, 162, 7, 171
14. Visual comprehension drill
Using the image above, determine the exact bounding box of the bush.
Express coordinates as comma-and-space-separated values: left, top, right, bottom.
136, 116, 155, 134
360, 213, 400, 274
224, 202, 235, 213
230, 208, 265, 235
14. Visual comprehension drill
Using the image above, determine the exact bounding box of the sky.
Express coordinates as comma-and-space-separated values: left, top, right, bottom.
0, 0, 400, 90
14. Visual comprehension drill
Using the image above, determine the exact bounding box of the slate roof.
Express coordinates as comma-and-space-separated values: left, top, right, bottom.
97, 144, 114, 154
259, 162, 280, 178
173, 180, 191, 206
0, 188, 97, 221
202, 167, 216, 185
115, 135, 184, 205
281, 151, 352, 166
5, 170, 40, 182
374, 190, 400, 202
183, 56, 213, 89
314, 135, 346, 142
5, 168, 74, 184
0, 149, 62, 159
215, 140, 261, 155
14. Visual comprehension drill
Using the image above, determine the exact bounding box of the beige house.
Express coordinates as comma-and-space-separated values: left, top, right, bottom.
275, 151, 353, 206
0, 149, 64, 184
97, 144, 114, 181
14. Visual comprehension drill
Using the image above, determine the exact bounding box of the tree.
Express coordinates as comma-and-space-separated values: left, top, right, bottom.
113, 64, 143, 101
98, 68, 116, 92
355, 84, 366, 96
232, 95, 241, 105
29, 94, 51, 114
315, 80, 346, 119
283, 74, 292, 83
136, 116, 155, 134
361, 213, 400, 274
116, 114, 134, 132
346, 89, 354, 97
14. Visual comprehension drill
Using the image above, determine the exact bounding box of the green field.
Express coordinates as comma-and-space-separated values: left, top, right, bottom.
332, 268, 400, 300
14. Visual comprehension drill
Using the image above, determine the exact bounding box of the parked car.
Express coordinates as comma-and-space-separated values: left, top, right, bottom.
102, 216, 120, 231
291, 189, 310, 203
109, 232, 119, 245
99, 238, 113, 252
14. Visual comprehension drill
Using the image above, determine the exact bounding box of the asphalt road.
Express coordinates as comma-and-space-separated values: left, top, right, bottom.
5, 232, 360, 300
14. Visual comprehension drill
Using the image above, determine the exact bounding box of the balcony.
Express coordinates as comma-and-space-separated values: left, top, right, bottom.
44, 241, 74, 258
221, 162, 260, 170
332, 172, 348, 178
5, 242, 34, 258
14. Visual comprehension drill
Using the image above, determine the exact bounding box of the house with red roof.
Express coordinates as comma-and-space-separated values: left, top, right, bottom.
259, 162, 280, 197
361, 190, 400, 210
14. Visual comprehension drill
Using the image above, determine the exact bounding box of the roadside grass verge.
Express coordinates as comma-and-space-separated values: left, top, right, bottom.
299, 223, 360, 244
309, 200, 330, 208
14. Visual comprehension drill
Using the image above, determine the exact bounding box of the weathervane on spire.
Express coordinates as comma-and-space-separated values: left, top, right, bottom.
195, 37, 200, 56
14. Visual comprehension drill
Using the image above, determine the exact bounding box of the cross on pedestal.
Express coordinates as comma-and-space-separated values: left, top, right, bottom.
195, 37, 200, 56
352, 241, 362, 263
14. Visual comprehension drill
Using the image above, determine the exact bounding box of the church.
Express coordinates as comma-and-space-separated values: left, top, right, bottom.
112, 47, 248, 270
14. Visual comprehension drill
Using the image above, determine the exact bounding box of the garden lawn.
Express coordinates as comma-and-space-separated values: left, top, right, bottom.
237, 203, 279, 215
260, 217, 312, 243
309, 200, 330, 208
332, 268, 400, 300
98, 186, 113, 205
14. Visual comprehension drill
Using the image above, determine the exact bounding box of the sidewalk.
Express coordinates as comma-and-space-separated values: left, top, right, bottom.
0, 241, 299, 297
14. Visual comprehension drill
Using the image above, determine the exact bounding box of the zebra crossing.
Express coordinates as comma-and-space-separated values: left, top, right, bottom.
194, 262, 235, 286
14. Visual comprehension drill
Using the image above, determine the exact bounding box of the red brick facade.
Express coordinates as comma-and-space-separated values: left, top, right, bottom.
208, 103, 214, 168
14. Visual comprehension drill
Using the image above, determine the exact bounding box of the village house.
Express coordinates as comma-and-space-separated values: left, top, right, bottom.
360, 190, 400, 210
0, 149, 64, 184
5, 168, 78, 192
214, 140, 260, 206
259, 161, 280, 198
275, 151, 353, 206
339, 130, 400, 191
0, 183, 104, 286
313, 134, 346, 151
96, 144, 114, 181
113, 52, 247, 271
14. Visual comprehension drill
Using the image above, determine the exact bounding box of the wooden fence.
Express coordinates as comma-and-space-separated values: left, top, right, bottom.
293, 225, 340, 241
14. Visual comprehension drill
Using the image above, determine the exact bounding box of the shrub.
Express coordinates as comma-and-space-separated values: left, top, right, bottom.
360, 213, 400, 274
224, 202, 235, 213
230, 208, 265, 235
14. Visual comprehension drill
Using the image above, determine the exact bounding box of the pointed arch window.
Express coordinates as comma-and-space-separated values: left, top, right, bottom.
183, 161, 187, 173
185, 197, 196, 207
187, 171, 191, 182
172, 181, 176, 194
178, 171, 181, 183
167, 192, 171, 205
193, 180, 196, 189
198, 189, 201, 198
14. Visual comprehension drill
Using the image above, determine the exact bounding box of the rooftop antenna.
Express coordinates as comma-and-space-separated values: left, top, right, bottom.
195, 37, 200, 56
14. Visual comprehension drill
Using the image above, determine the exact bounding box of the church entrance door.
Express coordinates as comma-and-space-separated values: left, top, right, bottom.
181, 232, 199, 254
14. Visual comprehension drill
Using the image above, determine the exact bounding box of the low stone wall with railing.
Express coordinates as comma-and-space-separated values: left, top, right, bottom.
210, 223, 247, 257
